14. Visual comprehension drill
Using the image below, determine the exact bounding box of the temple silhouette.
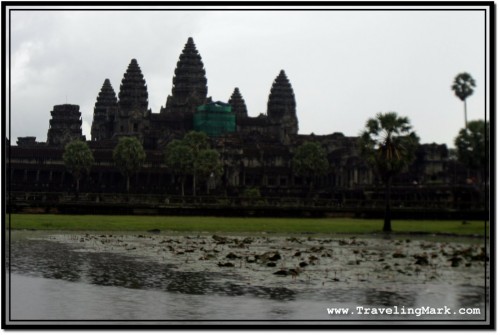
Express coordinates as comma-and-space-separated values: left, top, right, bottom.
8, 37, 484, 217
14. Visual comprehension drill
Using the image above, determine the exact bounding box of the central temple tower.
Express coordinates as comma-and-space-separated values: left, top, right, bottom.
161, 37, 209, 116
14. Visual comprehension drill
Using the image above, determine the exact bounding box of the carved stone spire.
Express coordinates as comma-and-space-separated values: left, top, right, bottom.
94, 79, 117, 114
267, 70, 298, 135
91, 79, 118, 141
114, 59, 151, 138
170, 37, 208, 106
118, 59, 148, 113
228, 87, 248, 119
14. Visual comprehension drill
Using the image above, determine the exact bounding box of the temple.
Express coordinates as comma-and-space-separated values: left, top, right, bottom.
8, 37, 484, 215
47, 104, 85, 146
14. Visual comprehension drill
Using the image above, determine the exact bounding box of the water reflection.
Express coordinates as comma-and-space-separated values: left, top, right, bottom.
9, 237, 84, 282
10, 237, 297, 301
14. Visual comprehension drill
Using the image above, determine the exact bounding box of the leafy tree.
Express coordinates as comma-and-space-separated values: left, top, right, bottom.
451, 73, 476, 131
113, 136, 146, 192
242, 187, 264, 206
243, 187, 261, 199
454, 120, 489, 183
292, 141, 329, 190
164, 140, 194, 196
195, 149, 223, 194
164, 131, 222, 196
183, 131, 210, 154
359, 112, 419, 232
62, 140, 94, 193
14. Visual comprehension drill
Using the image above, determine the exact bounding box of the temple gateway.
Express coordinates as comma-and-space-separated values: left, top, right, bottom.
8, 38, 483, 216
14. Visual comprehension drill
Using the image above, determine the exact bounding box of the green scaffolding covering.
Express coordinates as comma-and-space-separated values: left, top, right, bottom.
194, 101, 236, 137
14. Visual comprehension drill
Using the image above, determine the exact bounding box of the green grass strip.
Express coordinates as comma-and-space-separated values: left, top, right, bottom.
7, 214, 488, 236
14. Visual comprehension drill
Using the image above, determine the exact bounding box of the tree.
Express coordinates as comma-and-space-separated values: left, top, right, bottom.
62, 140, 94, 193
292, 141, 329, 190
451, 73, 476, 131
196, 149, 223, 194
113, 137, 146, 192
359, 112, 419, 232
164, 131, 221, 196
183, 131, 210, 154
164, 140, 194, 196
242, 187, 264, 206
454, 120, 489, 184
182, 131, 210, 196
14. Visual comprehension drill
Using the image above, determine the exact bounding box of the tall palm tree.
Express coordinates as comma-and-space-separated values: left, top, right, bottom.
360, 112, 419, 232
451, 72, 476, 131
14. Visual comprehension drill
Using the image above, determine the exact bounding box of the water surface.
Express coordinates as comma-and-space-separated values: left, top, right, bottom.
6, 230, 488, 324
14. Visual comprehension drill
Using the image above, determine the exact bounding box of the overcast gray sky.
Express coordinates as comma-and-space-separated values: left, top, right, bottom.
7, 6, 489, 147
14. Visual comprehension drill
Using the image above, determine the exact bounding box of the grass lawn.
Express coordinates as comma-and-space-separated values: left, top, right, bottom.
7, 214, 488, 236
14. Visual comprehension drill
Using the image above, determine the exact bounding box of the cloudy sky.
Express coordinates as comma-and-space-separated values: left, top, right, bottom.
7, 5, 489, 147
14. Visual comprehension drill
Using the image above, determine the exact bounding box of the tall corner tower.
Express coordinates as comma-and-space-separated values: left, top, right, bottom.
118, 59, 149, 114
267, 70, 299, 138
116, 59, 150, 137
228, 87, 248, 120
91, 78, 118, 141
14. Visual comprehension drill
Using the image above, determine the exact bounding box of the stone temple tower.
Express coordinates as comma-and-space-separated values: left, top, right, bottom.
46, 104, 85, 146
228, 87, 248, 120
91, 78, 118, 141
115, 58, 150, 137
267, 70, 299, 142
162, 37, 209, 116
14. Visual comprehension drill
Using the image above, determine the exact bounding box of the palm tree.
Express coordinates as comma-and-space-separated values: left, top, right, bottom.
454, 120, 489, 184
360, 112, 419, 232
451, 73, 476, 131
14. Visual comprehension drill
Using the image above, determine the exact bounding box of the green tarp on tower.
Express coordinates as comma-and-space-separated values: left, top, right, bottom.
194, 101, 236, 137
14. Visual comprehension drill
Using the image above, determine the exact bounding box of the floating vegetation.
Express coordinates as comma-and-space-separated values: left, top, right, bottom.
38, 232, 487, 293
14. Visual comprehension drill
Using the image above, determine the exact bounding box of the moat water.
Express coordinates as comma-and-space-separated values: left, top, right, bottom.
6, 231, 489, 324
